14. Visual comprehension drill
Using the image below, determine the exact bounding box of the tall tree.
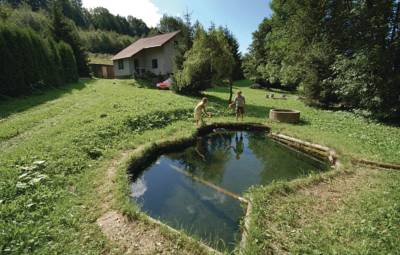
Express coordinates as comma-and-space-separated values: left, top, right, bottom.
52, 0, 89, 76
245, 0, 400, 121
174, 25, 234, 94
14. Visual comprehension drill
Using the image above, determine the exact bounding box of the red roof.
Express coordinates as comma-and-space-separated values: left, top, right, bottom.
112, 31, 180, 61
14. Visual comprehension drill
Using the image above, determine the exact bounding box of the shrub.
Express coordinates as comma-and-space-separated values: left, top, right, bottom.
0, 24, 78, 96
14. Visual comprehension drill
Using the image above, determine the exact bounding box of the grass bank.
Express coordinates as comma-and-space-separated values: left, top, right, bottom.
1, 79, 399, 254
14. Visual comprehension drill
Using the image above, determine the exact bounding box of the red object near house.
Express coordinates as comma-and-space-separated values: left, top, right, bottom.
156, 78, 173, 89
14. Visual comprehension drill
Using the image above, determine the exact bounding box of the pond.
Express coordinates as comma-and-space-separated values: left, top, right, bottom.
129, 131, 328, 251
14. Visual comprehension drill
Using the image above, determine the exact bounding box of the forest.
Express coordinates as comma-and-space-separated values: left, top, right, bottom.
243, 0, 400, 121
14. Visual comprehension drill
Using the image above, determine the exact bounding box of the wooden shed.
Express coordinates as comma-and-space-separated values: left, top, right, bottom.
89, 63, 115, 79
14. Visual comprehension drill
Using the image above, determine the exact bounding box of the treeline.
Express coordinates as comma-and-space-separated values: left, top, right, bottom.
89, 7, 149, 37
243, 0, 400, 121
1, 0, 150, 37
79, 30, 137, 54
0, 24, 77, 96
1, 4, 138, 55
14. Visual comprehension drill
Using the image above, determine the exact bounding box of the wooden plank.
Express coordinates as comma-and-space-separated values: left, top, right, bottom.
169, 165, 248, 204
352, 158, 400, 170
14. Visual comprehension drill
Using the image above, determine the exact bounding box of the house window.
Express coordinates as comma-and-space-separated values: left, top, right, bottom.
118, 60, 124, 70
152, 59, 158, 69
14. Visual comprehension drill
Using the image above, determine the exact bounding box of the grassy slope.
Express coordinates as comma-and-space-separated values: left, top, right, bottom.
0, 79, 399, 254
88, 53, 113, 65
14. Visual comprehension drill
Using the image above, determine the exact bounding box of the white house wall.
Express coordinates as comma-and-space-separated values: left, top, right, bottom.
161, 40, 176, 74
113, 58, 133, 77
113, 38, 178, 77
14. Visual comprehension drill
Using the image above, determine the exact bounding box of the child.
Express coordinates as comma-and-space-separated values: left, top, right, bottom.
230, 91, 246, 121
194, 97, 210, 127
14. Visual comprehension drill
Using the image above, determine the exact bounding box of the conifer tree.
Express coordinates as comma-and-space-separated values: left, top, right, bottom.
52, 0, 89, 77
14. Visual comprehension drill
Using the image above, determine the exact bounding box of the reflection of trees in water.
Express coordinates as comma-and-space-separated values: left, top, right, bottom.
246, 132, 321, 184
168, 133, 235, 184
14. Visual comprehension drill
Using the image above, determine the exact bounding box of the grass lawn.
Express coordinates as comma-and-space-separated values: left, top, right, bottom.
88, 53, 113, 65
1, 79, 399, 254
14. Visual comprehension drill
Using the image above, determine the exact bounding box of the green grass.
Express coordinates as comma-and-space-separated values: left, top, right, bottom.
88, 53, 113, 65
1, 79, 399, 254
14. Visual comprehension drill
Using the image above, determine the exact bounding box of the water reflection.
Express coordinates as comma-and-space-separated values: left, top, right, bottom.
166, 131, 327, 194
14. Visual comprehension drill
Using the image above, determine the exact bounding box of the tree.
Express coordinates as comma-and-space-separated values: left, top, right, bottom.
222, 26, 243, 81
246, 0, 400, 121
2, 0, 49, 11
0, 24, 78, 96
52, 0, 89, 76
127, 15, 149, 36
58, 40, 78, 82
174, 25, 234, 94
89, 7, 149, 37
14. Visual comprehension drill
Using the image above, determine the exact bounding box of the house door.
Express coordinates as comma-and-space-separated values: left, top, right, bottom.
134, 59, 139, 74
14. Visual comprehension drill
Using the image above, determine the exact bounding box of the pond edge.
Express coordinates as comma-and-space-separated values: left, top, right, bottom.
117, 122, 340, 254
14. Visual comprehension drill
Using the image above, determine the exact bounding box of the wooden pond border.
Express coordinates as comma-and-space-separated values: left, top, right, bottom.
124, 123, 340, 254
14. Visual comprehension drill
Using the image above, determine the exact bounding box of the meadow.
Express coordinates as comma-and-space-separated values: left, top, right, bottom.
1, 79, 399, 254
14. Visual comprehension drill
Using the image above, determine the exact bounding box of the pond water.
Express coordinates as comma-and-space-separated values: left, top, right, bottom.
129, 131, 327, 251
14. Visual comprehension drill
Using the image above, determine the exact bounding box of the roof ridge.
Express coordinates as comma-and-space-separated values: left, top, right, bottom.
141, 30, 180, 40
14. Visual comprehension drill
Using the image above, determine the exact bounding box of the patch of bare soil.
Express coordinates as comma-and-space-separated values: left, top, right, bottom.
97, 211, 190, 255
99, 150, 134, 212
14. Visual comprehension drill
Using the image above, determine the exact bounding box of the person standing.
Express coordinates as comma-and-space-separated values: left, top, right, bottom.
230, 91, 246, 121
194, 97, 211, 127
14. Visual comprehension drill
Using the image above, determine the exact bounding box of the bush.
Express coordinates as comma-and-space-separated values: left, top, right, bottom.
0, 24, 78, 96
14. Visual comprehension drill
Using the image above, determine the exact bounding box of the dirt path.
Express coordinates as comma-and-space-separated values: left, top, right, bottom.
97, 211, 188, 255
96, 148, 212, 255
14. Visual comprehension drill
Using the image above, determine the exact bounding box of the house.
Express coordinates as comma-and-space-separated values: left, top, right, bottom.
112, 31, 180, 78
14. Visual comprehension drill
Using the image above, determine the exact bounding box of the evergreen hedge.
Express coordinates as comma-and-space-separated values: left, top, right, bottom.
0, 24, 78, 96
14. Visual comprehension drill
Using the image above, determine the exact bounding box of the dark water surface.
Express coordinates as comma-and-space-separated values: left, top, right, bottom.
130, 131, 327, 251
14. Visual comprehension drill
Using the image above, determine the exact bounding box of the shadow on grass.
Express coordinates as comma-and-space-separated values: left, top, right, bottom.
129, 79, 158, 89
0, 79, 93, 120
